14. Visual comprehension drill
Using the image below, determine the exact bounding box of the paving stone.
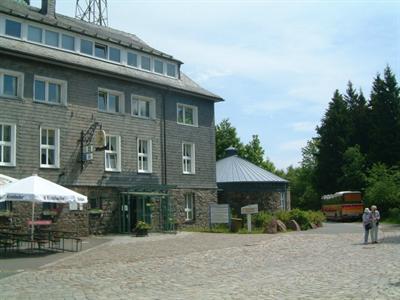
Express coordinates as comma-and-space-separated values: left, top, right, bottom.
0, 227, 399, 299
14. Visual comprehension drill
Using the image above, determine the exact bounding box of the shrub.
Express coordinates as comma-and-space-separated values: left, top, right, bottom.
306, 210, 326, 226
252, 211, 273, 228
274, 210, 291, 224
386, 208, 400, 224
288, 209, 310, 230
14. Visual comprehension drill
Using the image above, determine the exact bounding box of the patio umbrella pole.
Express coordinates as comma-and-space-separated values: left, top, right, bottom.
31, 202, 35, 241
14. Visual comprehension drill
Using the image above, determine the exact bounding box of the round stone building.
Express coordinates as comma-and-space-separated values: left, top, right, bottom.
216, 147, 290, 216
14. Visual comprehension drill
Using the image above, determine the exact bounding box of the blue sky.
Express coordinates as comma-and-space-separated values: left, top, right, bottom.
32, 0, 400, 169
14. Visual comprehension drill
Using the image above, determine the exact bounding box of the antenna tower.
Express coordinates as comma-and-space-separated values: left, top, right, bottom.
75, 0, 109, 27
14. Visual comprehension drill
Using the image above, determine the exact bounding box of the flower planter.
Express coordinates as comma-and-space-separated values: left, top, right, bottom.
135, 228, 148, 237
0, 211, 13, 218
88, 209, 103, 216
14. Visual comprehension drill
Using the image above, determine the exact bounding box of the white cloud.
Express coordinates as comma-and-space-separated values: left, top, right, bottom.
289, 121, 316, 133
279, 139, 308, 151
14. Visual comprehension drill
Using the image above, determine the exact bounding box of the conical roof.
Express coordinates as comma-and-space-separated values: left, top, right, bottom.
216, 155, 288, 183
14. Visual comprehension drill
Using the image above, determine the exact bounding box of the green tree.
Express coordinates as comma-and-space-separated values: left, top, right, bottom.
339, 145, 367, 191
215, 119, 243, 160
368, 66, 400, 166
365, 163, 400, 215
344, 81, 369, 155
315, 90, 351, 194
285, 139, 320, 210
243, 135, 264, 166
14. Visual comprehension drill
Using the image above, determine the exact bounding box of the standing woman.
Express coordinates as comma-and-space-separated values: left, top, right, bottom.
362, 208, 372, 244
371, 205, 381, 243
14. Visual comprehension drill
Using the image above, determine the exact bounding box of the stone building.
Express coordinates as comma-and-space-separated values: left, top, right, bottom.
216, 148, 290, 216
0, 0, 222, 234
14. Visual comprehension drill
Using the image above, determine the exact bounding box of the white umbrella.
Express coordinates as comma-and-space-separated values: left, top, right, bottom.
0, 174, 88, 239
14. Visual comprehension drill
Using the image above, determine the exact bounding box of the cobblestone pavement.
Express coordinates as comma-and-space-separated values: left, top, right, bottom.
1, 224, 400, 300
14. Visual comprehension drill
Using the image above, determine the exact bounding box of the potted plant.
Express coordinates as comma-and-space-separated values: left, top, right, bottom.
88, 208, 103, 216
0, 210, 13, 218
135, 221, 151, 237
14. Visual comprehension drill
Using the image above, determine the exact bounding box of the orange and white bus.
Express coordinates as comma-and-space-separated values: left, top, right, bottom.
321, 191, 364, 220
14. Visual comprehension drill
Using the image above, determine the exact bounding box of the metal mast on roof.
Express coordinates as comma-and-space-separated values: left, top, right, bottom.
75, 0, 109, 27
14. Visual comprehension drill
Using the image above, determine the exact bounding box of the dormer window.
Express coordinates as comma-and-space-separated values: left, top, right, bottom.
95, 43, 107, 59
5, 19, 21, 38
61, 34, 75, 51
81, 39, 93, 55
45, 30, 59, 47
154, 60, 164, 74
167, 63, 177, 77
127, 52, 138, 67
28, 25, 43, 43
109, 47, 121, 62
141, 56, 151, 71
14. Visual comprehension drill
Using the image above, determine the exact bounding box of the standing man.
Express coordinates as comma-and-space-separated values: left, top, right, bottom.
371, 205, 380, 243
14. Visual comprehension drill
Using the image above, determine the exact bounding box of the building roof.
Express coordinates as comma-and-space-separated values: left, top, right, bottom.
0, 0, 175, 62
216, 154, 288, 184
0, 0, 223, 101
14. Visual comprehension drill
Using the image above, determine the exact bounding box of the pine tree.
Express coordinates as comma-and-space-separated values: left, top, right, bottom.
368, 66, 400, 166
344, 81, 369, 156
315, 90, 351, 194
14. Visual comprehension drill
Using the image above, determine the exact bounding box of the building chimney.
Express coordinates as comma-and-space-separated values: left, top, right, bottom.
41, 0, 56, 17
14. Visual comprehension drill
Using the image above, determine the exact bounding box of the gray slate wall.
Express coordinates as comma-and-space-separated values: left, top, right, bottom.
0, 53, 217, 190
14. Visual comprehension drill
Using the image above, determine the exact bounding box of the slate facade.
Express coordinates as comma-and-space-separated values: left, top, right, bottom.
0, 0, 221, 234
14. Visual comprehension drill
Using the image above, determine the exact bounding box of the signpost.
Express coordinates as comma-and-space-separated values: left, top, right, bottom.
241, 204, 258, 232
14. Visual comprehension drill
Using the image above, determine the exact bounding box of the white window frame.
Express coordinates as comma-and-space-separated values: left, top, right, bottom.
0, 68, 24, 99
39, 127, 60, 169
0, 123, 16, 167
0, 14, 179, 79
98, 88, 125, 114
182, 142, 195, 174
137, 138, 152, 173
104, 135, 121, 172
184, 193, 194, 221
131, 95, 156, 119
33, 75, 67, 105
177, 103, 198, 127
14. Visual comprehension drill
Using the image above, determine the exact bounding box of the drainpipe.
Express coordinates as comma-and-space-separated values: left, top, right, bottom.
161, 89, 169, 186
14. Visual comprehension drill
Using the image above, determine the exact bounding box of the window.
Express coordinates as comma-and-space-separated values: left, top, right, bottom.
28, 25, 42, 43
62, 34, 75, 51
182, 143, 195, 174
127, 52, 138, 67
184, 193, 194, 221
80, 39, 93, 55
95, 43, 108, 59
0, 123, 16, 167
154, 60, 164, 74
0, 201, 12, 212
34, 76, 67, 104
45, 30, 59, 47
137, 139, 152, 173
89, 193, 102, 210
177, 103, 198, 126
109, 47, 121, 62
5, 19, 21, 38
105, 135, 121, 172
141, 56, 151, 71
280, 192, 286, 210
98, 89, 123, 113
167, 63, 176, 77
0, 69, 23, 98
40, 128, 60, 168
131, 95, 155, 119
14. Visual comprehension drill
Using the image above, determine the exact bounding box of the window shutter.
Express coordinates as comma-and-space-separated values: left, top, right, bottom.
192, 193, 196, 221
194, 107, 198, 126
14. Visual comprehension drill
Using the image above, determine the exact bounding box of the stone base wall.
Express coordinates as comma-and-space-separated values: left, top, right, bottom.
71, 186, 119, 235
219, 191, 283, 217
170, 188, 217, 228
1, 186, 120, 236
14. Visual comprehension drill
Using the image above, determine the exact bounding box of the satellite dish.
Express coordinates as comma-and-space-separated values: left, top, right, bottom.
95, 130, 106, 150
